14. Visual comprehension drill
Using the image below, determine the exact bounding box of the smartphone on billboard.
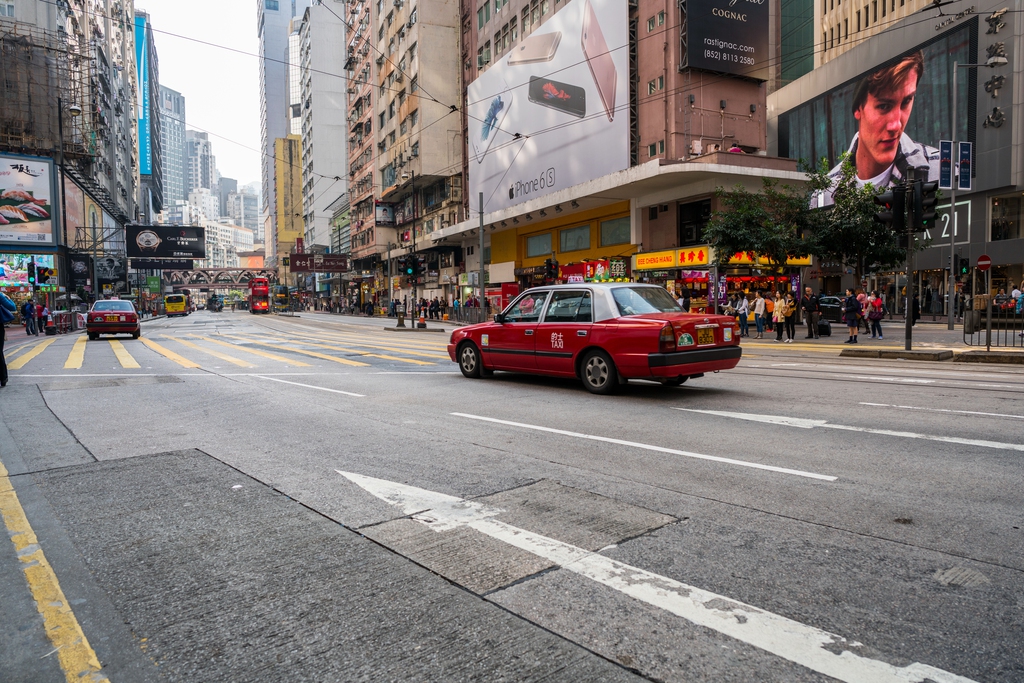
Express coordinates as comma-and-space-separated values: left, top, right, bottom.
581, 0, 616, 121
528, 76, 586, 118
507, 31, 561, 65
473, 87, 513, 164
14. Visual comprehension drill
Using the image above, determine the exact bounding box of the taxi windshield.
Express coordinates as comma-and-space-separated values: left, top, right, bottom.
611, 287, 681, 316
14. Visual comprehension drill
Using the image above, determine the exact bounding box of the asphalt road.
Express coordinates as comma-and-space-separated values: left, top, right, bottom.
1, 310, 1021, 682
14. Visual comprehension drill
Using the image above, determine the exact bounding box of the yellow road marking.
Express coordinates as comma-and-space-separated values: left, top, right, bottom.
194, 335, 311, 367
219, 334, 370, 367
163, 336, 254, 367
140, 337, 200, 368
250, 335, 433, 365
0, 459, 110, 683
250, 330, 449, 359
7, 338, 56, 369
108, 340, 141, 369
64, 336, 87, 369
4, 338, 41, 360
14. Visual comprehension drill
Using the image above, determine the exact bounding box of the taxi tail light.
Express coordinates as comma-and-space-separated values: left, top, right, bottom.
659, 324, 676, 353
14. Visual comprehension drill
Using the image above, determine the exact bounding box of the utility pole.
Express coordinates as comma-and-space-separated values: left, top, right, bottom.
478, 192, 485, 314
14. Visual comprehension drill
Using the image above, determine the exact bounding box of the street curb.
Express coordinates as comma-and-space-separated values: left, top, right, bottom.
839, 349, 954, 361
953, 350, 1024, 364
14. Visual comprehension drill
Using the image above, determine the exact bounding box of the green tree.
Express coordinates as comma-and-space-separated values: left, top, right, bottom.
704, 178, 811, 292
804, 154, 911, 283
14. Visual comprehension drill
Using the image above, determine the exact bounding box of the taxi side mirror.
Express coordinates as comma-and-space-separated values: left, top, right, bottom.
493, 313, 505, 323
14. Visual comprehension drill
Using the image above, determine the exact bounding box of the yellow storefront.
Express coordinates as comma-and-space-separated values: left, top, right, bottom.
490, 202, 637, 288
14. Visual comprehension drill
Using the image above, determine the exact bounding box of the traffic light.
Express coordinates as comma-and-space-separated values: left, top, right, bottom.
914, 180, 939, 231
958, 257, 969, 276
544, 258, 558, 282
873, 188, 905, 234
27, 261, 37, 289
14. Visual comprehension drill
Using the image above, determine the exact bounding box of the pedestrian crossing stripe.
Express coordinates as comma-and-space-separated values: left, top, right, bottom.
253, 329, 449, 359
192, 335, 311, 367
163, 336, 254, 367
108, 340, 141, 369
217, 334, 371, 367
239, 334, 435, 366
7, 338, 56, 370
140, 338, 201, 368
64, 336, 87, 369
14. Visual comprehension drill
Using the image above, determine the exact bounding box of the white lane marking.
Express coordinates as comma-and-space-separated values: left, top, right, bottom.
253, 375, 365, 397
860, 403, 1024, 420
338, 471, 975, 683
452, 413, 836, 481
676, 409, 1024, 452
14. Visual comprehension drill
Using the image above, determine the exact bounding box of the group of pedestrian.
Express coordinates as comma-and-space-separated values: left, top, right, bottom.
18, 299, 47, 336
841, 289, 888, 343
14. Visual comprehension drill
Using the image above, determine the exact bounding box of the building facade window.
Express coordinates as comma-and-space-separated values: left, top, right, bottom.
647, 16, 655, 31
991, 196, 1022, 241
657, 10, 665, 24
526, 233, 552, 258
600, 217, 630, 247
560, 225, 591, 252
265, 0, 279, 9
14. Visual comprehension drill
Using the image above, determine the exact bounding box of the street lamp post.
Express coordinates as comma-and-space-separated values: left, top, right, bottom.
56, 97, 82, 314
401, 169, 416, 316
946, 56, 1006, 330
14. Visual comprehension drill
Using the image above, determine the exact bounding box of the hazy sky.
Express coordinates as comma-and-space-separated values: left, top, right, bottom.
139, 0, 260, 188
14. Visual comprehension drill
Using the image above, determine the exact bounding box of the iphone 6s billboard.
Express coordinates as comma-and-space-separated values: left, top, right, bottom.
467, 0, 629, 213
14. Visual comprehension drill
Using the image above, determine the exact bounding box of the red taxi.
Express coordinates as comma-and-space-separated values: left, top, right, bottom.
448, 283, 741, 394
87, 300, 141, 340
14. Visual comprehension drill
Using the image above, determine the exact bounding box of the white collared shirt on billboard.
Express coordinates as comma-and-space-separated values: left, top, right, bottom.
467, 0, 629, 213
812, 133, 940, 208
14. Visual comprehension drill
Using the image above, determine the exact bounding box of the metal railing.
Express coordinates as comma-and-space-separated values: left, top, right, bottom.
447, 308, 489, 325
963, 296, 1024, 348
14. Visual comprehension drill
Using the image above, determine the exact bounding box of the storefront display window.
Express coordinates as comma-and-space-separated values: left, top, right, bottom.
991, 196, 1022, 241
678, 199, 711, 246
599, 217, 630, 247
526, 233, 551, 258
559, 225, 590, 252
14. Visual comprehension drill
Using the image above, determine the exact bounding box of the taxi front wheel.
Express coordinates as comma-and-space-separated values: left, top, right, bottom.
458, 343, 483, 379
581, 350, 617, 395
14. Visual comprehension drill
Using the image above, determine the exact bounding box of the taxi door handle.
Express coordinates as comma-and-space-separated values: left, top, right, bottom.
577, 330, 588, 336
524, 330, 534, 336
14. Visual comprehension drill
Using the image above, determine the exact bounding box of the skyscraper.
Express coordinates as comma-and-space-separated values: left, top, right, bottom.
258, 0, 313, 261
186, 130, 215, 194
135, 10, 163, 222
159, 86, 187, 207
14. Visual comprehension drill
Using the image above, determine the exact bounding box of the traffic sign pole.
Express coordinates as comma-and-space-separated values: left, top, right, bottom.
978, 255, 992, 350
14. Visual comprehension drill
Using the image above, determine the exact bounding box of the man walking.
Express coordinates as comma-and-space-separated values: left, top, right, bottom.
22, 299, 36, 336
801, 286, 821, 339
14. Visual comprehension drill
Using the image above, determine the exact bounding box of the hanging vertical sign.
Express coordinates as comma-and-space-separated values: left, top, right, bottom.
957, 141, 972, 191
938, 140, 953, 190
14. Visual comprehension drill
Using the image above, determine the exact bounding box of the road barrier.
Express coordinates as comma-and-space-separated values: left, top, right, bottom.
963, 296, 1023, 348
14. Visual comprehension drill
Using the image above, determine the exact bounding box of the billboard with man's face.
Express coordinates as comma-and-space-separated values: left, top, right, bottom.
467, 0, 629, 213
777, 24, 975, 207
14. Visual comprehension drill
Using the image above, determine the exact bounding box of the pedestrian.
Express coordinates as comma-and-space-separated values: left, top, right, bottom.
764, 292, 775, 332
842, 287, 861, 343
867, 290, 885, 339
801, 286, 820, 339
912, 292, 921, 325
783, 292, 797, 342
22, 299, 36, 336
35, 301, 44, 336
856, 289, 870, 333
753, 291, 766, 339
1, 289, 16, 387
737, 293, 749, 337
773, 292, 786, 342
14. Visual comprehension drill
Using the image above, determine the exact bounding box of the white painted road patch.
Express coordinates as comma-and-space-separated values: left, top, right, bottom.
338, 471, 977, 683
451, 413, 837, 481
675, 409, 1024, 452
860, 403, 1024, 421
254, 375, 365, 397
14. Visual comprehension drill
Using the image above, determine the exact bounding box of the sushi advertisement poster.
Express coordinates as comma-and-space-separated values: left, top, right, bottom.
467, 0, 629, 213
0, 153, 55, 246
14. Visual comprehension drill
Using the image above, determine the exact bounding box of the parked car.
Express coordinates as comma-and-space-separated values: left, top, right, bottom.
87, 300, 140, 340
448, 283, 742, 394
818, 296, 845, 323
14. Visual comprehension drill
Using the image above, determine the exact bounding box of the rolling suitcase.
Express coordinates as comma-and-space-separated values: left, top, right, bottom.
817, 318, 832, 337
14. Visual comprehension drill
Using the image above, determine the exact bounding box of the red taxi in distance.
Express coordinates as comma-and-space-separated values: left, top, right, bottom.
87, 299, 141, 340
448, 283, 741, 394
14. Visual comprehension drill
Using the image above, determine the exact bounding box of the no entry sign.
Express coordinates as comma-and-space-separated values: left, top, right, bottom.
977, 255, 991, 272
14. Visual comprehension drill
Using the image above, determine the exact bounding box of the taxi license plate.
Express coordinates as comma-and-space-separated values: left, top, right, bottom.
105, 315, 118, 322
697, 328, 715, 345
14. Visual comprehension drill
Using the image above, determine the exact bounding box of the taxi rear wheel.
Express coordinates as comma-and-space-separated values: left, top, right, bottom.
458, 342, 483, 379
581, 350, 617, 395
661, 376, 687, 386
88, 332, 98, 341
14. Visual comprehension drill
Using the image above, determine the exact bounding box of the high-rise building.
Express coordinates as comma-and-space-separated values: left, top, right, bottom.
345, 0, 376, 270
817, 0, 937, 66
258, 0, 313, 265
135, 11, 163, 222
299, 3, 349, 252
227, 191, 260, 232
217, 176, 237, 216
287, 24, 303, 136
186, 130, 216, 194
159, 87, 187, 207
780, 0, 815, 85
271, 135, 304, 284
188, 188, 220, 221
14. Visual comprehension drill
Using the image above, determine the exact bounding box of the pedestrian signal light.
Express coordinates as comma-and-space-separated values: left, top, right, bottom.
958, 257, 969, 275
27, 261, 37, 287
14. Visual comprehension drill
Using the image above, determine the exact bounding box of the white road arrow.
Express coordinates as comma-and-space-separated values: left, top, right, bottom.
674, 408, 1024, 452
338, 470, 976, 683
